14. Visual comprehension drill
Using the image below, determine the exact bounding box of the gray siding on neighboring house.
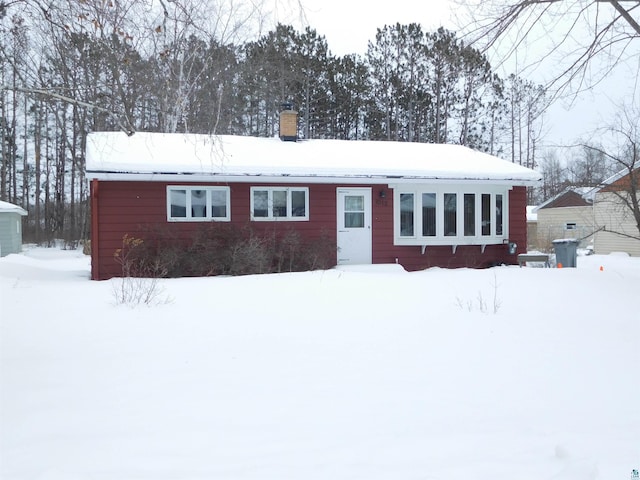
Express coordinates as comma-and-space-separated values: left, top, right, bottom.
535, 206, 596, 251
533, 187, 598, 251
0, 212, 23, 257
594, 191, 640, 256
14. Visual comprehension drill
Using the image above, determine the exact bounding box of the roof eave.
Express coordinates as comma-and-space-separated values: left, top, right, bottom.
0, 208, 28, 216
86, 171, 541, 186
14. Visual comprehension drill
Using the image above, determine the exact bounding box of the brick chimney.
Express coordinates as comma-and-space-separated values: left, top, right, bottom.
279, 102, 298, 142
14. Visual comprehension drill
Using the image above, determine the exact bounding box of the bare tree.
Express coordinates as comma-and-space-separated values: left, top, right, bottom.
538, 149, 568, 202
0, 0, 282, 244
457, 0, 640, 99
568, 143, 615, 186
588, 105, 640, 240
148, 0, 266, 133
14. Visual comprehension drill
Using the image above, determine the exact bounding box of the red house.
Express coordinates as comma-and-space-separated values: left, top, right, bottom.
86, 131, 541, 280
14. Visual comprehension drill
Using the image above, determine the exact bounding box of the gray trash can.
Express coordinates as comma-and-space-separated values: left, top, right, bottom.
552, 239, 579, 268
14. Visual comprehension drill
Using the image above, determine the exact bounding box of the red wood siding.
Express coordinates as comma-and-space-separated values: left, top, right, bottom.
92, 181, 338, 279
508, 186, 528, 256
601, 171, 638, 192
91, 182, 528, 279
90, 180, 100, 280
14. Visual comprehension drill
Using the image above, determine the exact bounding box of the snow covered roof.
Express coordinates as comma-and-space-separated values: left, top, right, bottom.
0, 201, 27, 216
85, 132, 542, 186
534, 186, 597, 212
600, 164, 639, 188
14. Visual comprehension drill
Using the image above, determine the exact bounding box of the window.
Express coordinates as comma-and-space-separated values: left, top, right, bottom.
167, 186, 230, 221
250, 187, 309, 221
444, 193, 457, 236
273, 190, 287, 217
393, 186, 509, 246
291, 190, 306, 218
565, 222, 577, 230
400, 193, 415, 236
481, 193, 491, 236
344, 195, 365, 227
253, 190, 269, 218
464, 193, 475, 236
496, 194, 503, 236
422, 193, 436, 237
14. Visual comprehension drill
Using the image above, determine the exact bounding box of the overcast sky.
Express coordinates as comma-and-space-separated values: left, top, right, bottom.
297, 0, 457, 57
272, 0, 639, 154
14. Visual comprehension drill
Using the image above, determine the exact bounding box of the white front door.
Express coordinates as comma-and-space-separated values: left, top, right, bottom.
336, 188, 372, 265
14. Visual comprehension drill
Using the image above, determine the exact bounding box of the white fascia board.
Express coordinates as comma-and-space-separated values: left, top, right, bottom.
86, 171, 539, 186
0, 206, 28, 216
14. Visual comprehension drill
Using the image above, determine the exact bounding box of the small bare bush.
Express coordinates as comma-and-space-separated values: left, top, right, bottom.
455, 272, 502, 314
112, 234, 171, 306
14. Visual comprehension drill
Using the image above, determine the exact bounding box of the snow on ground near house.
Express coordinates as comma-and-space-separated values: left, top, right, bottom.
1, 247, 639, 480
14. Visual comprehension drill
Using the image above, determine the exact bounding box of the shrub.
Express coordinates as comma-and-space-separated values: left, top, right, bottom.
273, 228, 302, 273
119, 223, 337, 278
112, 234, 169, 306
298, 229, 337, 271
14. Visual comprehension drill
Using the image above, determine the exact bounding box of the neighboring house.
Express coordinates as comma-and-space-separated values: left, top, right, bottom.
593, 168, 640, 256
533, 187, 597, 251
0, 200, 27, 257
85, 131, 541, 280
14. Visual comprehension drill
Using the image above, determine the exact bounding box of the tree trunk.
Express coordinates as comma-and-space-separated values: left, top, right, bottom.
34, 102, 42, 244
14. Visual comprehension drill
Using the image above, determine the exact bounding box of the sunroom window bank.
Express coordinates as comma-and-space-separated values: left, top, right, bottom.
392, 184, 510, 251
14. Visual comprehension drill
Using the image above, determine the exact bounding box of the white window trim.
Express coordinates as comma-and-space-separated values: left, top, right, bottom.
250, 187, 309, 221
392, 185, 509, 246
166, 186, 231, 222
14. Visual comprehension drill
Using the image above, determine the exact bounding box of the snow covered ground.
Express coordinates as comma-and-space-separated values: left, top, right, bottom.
1, 246, 639, 480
